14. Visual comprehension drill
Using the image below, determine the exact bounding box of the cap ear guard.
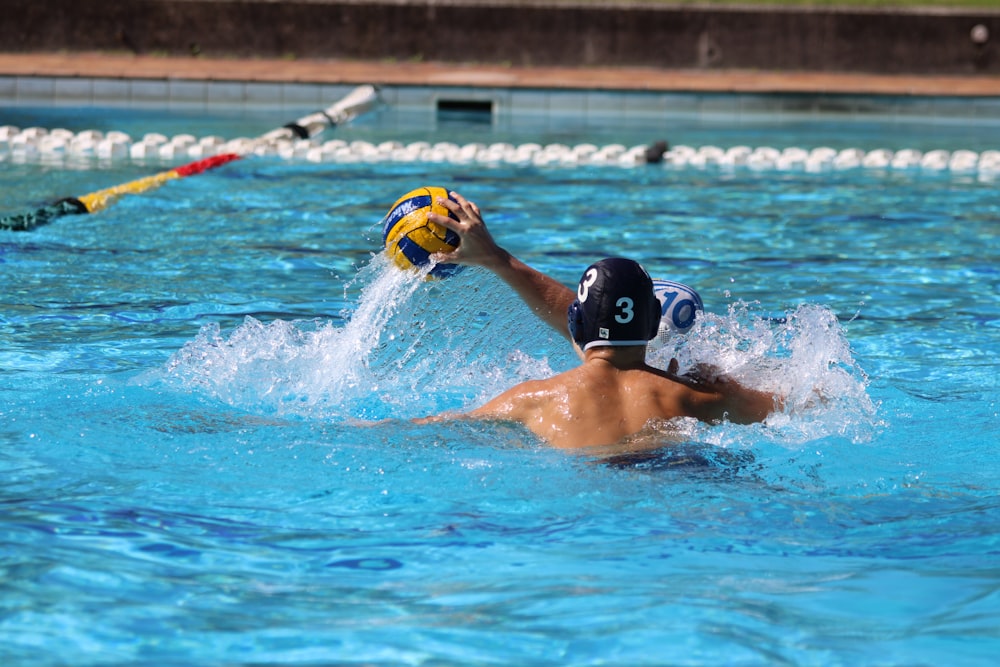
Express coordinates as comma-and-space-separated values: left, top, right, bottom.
567, 299, 586, 347
646, 291, 661, 341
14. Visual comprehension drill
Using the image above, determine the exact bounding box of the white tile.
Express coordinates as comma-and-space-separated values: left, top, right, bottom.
739, 94, 784, 114
971, 98, 1000, 121
585, 91, 625, 116
920, 97, 976, 119
392, 86, 438, 111
508, 89, 550, 115
92, 78, 131, 104
206, 81, 245, 106
547, 90, 587, 115
286, 83, 324, 108
622, 92, 668, 118
16, 77, 56, 102
169, 80, 208, 106
131, 79, 170, 106
245, 82, 284, 106
53, 77, 93, 104
698, 93, 740, 115
0, 76, 17, 100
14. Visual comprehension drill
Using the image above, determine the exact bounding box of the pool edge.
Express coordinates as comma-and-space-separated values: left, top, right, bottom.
2, 53, 1000, 98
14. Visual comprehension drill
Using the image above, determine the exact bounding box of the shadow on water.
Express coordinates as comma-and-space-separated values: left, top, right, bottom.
598, 443, 757, 478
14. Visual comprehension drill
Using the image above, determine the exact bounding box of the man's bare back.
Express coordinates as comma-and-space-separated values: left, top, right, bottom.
463, 347, 776, 448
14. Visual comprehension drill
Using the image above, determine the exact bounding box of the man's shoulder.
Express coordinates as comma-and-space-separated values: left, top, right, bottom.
632, 365, 690, 393
495, 373, 571, 404
624, 364, 726, 407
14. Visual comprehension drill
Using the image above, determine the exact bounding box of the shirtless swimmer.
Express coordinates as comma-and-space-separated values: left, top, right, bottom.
416, 192, 781, 448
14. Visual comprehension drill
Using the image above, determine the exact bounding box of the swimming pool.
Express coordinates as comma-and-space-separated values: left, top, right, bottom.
2, 102, 999, 665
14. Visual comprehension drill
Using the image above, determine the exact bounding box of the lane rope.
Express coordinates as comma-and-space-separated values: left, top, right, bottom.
0, 85, 380, 231
3, 128, 997, 177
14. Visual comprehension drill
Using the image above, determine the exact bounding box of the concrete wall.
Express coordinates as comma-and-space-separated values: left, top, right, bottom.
2, 0, 997, 74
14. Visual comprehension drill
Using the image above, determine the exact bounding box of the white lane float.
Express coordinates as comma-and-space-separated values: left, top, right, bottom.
3, 124, 996, 178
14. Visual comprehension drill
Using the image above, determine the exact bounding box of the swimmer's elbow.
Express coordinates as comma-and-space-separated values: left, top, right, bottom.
734, 390, 783, 424
698, 384, 780, 425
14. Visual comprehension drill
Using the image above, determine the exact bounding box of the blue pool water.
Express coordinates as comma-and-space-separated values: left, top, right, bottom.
2, 104, 999, 665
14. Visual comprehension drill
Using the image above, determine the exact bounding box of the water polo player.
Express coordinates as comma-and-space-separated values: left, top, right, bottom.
420, 193, 781, 447
424, 191, 703, 359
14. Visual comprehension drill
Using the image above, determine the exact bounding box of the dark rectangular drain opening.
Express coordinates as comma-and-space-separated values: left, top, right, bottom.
436, 99, 494, 124
437, 99, 494, 114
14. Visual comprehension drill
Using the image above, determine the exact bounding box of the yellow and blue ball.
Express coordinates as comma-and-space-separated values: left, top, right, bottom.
382, 186, 462, 278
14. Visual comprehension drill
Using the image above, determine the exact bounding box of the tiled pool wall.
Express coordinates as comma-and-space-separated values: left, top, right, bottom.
4, 75, 1000, 126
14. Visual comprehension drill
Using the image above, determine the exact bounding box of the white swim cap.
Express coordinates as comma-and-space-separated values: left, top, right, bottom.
651, 279, 704, 347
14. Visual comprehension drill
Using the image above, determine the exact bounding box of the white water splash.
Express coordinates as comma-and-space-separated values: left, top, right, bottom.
157, 257, 877, 445
157, 254, 559, 421
648, 301, 880, 445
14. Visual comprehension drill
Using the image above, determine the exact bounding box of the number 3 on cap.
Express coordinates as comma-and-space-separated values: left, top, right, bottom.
578, 268, 598, 302
615, 297, 634, 323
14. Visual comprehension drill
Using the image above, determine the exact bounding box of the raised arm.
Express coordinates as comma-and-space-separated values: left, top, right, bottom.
428, 191, 575, 339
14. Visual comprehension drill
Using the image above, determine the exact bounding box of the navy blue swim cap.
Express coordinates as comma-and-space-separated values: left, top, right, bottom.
567, 258, 660, 351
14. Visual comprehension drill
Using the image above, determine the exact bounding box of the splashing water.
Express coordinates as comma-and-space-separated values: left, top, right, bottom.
158, 256, 877, 444
157, 254, 560, 421
649, 301, 879, 445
